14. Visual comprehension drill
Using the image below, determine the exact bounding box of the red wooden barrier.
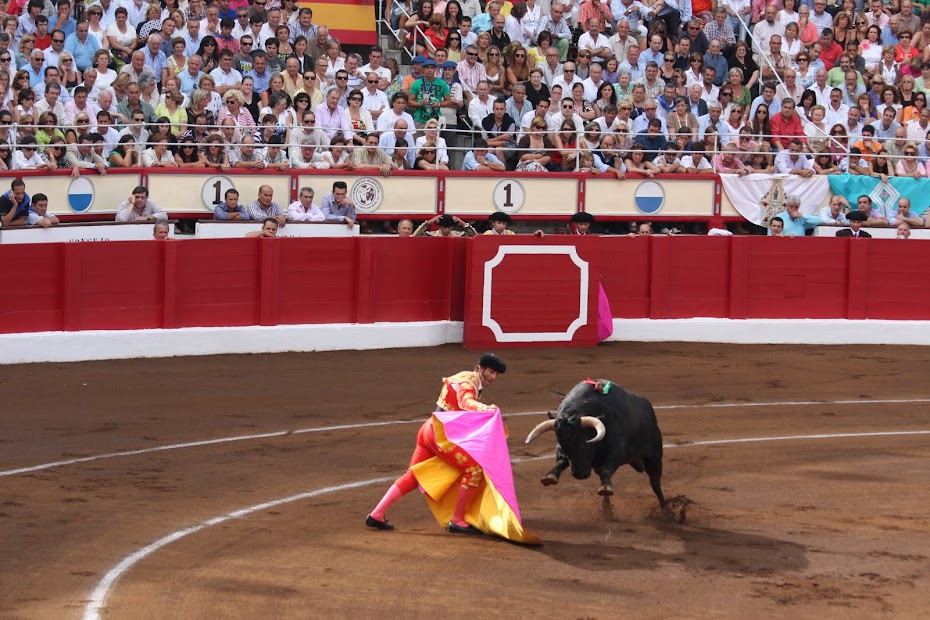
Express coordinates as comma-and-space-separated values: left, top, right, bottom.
2, 236, 930, 338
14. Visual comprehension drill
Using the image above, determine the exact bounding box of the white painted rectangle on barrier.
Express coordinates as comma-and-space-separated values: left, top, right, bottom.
586, 178, 716, 218
147, 173, 292, 214
36, 173, 143, 217
298, 175, 437, 216
195, 221, 359, 238
0, 222, 172, 243
444, 177, 578, 216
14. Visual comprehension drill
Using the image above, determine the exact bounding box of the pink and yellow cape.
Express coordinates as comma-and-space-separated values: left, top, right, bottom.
410, 409, 541, 545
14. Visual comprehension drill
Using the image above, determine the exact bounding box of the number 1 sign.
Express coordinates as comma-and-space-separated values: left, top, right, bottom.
492, 179, 526, 214
201, 176, 237, 211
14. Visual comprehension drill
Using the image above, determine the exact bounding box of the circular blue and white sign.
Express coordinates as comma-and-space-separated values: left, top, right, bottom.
634, 180, 665, 215
67, 177, 95, 213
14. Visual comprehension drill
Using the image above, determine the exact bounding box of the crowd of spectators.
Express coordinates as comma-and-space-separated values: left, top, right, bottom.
3, 0, 930, 233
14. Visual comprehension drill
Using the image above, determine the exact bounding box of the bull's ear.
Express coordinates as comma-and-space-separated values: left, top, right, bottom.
547, 411, 555, 420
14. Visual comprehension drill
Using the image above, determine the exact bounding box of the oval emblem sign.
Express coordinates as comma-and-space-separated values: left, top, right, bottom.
350, 177, 384, 213
634, 180, 665, 214
67, 177, 95, 213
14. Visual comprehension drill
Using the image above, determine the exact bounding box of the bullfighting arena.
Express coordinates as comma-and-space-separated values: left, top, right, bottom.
2, 342, 929, 619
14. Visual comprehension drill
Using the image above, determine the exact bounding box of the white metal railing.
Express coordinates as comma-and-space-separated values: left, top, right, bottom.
6, 120, 929, 175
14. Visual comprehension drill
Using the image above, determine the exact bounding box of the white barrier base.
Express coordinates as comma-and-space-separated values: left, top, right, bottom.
610, 318, 929, 345
1, 318, 925, 365
0, 321, 464, 365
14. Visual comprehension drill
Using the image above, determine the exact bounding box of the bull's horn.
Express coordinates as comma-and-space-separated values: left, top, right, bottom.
581, 416, 606, 444
525, 419, 556, 444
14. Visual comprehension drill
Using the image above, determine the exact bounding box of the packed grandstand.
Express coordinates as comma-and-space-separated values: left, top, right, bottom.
1, 0, 930, 235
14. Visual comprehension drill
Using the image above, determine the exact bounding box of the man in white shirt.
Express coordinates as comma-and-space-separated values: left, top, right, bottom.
376, 93, 415, 134
551, 61, 582, 95
43, 30, 66, 70
230, 6, 251, 40
547, 97, 584, 133
809, 0, 834, 34
360, 72, 389, 120
824, 88, 849, 127
751, 5, 785, 56
359, 46, 391, 89
123, 0, 149, 28
577, 17, 611, 62
288, 186, 326, 221
810, 68, 831, 106
698, 100, 730, 143
259, 7, 285, 44
377, 118, 416, 167
774, 139, 814, 176
698, 66, 719, 102
519, 98, 550, 138
468, 80, 494, 126
210, 49, 243, 95
581, 62, 606, 101
843, 106, 864, 141
906, 107, 930, 143
608, 19, 639, 63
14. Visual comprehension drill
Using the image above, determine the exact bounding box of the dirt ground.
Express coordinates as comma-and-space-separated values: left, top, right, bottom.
1, 342, 929, 619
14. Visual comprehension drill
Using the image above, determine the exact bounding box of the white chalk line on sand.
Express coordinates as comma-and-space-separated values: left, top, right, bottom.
82, 427, 930, 620
4, 398, 930, 478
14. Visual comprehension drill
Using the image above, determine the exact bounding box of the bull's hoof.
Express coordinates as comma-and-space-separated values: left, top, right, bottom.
541, 474, 559, 486
598, 485, 614, 496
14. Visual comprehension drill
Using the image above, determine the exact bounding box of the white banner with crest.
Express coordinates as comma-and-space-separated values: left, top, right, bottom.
719, 174, 832, 226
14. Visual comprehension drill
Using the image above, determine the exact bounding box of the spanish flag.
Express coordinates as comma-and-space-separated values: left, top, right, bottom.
299, 0, 377, 45
411, 409, 541, 545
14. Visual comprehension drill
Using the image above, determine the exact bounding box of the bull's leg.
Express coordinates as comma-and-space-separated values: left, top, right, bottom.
643, 457, 667, 509
594, 465, 618, 496
541, 445, 569, 486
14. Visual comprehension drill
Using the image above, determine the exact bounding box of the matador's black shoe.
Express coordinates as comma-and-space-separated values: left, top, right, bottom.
365, 514, 394, 530
447, 521, 481, 535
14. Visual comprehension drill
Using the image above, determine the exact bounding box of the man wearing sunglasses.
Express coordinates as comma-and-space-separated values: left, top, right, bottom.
361, 71, 388, 119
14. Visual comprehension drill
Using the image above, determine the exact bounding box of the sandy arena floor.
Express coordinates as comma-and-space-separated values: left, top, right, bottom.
1, 342, 929, 619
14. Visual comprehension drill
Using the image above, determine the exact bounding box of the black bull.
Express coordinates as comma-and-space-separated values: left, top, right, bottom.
525, 380, 667, 509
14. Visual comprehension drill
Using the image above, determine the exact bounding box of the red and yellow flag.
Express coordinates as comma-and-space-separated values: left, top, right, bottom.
299, 0, 377, 45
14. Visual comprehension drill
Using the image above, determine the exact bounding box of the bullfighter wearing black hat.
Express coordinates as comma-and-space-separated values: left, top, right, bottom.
414, 214, 478, 236
366, 354, 507, 534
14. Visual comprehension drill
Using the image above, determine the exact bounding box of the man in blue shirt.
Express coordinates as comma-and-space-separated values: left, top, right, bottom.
178, 55, 204, 95
244, 51, 271, 94
64, 20, 100, 72
769, 195, 821, 236
633, 118, 668, 161
320, 181, 356, 228
0, 178, 31, 227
